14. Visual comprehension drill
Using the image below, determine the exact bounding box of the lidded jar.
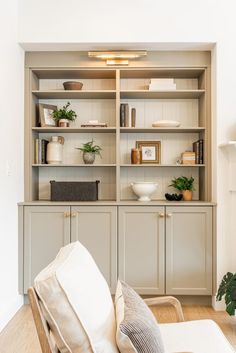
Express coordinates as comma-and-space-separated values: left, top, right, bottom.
46, 136, 64, 164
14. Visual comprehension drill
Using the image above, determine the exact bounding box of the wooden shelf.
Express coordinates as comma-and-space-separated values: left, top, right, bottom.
120, 164, 205, 167
32, 127, 117, 133
32, 90, 116, 99
120, 68, 205, 79
120, 90, 205, 99
32, 69, 116, 79
120, 127, 205, 133
32, 164, 116, 167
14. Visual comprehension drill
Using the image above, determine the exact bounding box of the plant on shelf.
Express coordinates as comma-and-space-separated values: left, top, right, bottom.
169, 176, 195, 201
217, 272, 236, 315
52, 102, 77, 127
76, 140, 102, 164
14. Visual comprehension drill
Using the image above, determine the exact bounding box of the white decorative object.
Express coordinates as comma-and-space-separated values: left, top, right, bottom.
46, 136, 64, 164
152, 120, 181, 127
130, 182, 158, 201
34, 241, 119, 353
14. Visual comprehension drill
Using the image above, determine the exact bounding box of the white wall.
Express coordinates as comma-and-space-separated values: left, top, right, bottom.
17, 0, 236, 308
0, 0, 24, 331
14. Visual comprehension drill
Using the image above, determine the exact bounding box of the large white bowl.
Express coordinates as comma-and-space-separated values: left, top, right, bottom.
130, 182, 158, 201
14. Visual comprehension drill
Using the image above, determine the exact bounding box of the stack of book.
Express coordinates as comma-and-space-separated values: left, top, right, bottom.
35, 139, 49, 164
181, 151, 196, 165
193, 139, 204, 164
148, 78, 176, 91
120, 103, 130, 127
81, 120, 107, 127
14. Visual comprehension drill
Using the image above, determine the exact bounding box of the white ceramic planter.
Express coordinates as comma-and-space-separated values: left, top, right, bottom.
130, 182, 158, 201
46, 136, 63, 164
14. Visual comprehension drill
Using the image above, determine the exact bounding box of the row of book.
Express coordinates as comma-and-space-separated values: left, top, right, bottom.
35, 139, 49, 164
193, 139, 204, 164
148, 78, 176, 91
120, 104, 136, 127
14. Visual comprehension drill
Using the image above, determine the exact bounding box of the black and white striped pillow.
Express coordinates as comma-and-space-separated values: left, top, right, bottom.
115, 280, 165, 353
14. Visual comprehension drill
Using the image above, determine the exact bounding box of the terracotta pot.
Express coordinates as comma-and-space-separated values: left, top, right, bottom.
182, 190, 193, 201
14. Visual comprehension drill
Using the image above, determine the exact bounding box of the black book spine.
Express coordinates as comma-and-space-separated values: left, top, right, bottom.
41, 140, 49, 164
199, 139, 204, 164
193, 140, 200, 164
120, 104, 125, 127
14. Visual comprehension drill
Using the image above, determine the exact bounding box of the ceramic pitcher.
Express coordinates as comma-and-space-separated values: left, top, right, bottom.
46, 136, 64, 164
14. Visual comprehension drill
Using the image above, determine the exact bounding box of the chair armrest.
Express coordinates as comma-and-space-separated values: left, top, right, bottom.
144, 296, 185, 322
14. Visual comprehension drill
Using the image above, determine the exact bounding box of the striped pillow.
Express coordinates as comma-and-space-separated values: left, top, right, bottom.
115, 280, 165, 353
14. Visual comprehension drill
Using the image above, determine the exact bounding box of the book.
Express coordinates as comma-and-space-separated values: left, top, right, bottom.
181, 151, 196, 165
193, 139, 204, 164
120, 104, 125, 127
35, 138, 48, 164
81, 123, 107, 127
124, 103, 129, 127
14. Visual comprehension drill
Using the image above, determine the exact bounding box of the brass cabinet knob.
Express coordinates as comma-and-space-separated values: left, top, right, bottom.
159, 213, 165, 218
64, 212, 70, 218
71, 212, 77, 217
166, 213, 173, 218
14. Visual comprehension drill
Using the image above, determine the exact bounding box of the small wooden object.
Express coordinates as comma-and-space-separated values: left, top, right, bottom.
131, 148, 141, 164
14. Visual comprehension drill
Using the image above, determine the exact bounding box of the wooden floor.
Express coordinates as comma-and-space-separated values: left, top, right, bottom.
0, 304, 236, 353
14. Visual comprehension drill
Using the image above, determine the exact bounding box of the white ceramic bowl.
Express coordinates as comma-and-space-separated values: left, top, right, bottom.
130, 182, 158, 201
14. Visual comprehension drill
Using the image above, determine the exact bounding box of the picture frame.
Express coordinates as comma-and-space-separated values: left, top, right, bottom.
136, 141, 161, 164
38, 104, 57, 127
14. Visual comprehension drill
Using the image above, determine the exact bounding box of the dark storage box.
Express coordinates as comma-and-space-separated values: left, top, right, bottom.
50, 180, 100, 201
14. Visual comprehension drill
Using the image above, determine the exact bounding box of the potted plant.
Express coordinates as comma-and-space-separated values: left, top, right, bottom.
217, 272, 236, 315
169, 176, 195, 201
52, 102, 77, 127
76, 140, 102, 164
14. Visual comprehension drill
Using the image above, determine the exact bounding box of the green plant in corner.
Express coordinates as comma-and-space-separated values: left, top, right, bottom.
217, 272, 236, 315
52, 102, 77, 122
169, 176, 195, 191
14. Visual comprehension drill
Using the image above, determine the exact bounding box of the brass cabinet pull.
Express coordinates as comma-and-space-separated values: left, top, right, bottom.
64, 212, 70, 218
71, 212, 77, 217
159, 213, 165, 218
167, 213, 173, 218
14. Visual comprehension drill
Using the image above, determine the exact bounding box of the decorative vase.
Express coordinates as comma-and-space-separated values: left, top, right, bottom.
46, 136, 64, 164
58, 119, 70, 127
182, 190, 193, 201
83, 152, 95, 164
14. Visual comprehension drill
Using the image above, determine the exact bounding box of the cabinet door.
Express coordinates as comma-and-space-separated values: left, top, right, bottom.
71, 206, 117, 293
119, 206, 165, 295
24, 206, 70, 293
166, 206, 212, 295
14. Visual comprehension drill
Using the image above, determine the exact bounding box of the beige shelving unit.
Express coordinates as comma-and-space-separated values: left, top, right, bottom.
25, 56, 211, 203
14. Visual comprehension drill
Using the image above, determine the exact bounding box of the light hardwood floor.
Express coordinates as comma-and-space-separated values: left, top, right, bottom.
0, 304, 235, 353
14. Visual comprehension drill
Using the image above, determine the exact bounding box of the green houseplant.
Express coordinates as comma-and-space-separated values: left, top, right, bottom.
76, 140, 102, 164
217, 272, 236, 315
169, 176, 195, 201
52, 102, 77, 127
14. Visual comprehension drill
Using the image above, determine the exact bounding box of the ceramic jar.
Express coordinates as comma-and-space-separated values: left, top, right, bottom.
131, 148, 141, 164
46, 136, 64, 164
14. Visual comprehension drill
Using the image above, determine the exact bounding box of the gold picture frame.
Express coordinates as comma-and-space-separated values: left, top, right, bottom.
136, 141, 161, 164
38, 104, 57, 127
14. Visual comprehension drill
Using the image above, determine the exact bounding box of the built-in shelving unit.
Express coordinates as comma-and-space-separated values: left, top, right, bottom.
25, 55, 211, 202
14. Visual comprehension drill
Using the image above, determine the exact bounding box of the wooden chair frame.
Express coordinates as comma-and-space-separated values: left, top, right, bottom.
28, 287, 185, 353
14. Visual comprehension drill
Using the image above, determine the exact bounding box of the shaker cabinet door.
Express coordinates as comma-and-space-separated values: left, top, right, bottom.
118, 206, 165, 295
166, 206, 212, 295
23, 206, 70, 293
70, 206, 117, 293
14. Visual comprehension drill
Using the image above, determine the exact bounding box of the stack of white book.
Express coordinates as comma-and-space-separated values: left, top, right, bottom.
149, 78, 176, 91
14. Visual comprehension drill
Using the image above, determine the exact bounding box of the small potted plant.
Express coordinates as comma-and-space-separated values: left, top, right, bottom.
52, 102, 77, 127
217, 272, 236, 315
169, 176, 195, 201
76, 140, 102, 164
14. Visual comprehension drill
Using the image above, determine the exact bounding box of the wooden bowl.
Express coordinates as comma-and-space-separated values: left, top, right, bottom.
63, 81, 83, 90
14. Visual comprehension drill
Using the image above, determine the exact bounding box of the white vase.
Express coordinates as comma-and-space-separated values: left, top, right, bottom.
46, 136, 64, 164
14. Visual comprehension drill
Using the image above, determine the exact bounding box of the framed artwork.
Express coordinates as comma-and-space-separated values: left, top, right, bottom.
136, 141, 161, 164
39, 104, 57, 127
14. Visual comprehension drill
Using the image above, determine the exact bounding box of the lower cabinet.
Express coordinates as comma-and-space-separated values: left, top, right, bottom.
118, 206, 165, 295
21, 204, 213, 296
22, 206, 117, 294
23, 206, 71, 292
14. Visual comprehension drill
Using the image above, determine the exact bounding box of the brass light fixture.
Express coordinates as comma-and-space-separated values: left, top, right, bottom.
88, 50, 147, 65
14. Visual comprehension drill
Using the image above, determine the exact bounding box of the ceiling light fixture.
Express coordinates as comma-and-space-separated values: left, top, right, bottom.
88, 51, 147, 65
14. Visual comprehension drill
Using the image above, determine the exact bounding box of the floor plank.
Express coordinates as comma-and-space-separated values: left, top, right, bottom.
0, 304, 235, 353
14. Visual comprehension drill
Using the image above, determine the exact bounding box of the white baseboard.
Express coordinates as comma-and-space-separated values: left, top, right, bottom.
0, 295, 23, 332
212, 295, 226, 311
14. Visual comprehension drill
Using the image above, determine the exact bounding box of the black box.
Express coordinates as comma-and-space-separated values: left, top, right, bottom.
50, 180, 100, 201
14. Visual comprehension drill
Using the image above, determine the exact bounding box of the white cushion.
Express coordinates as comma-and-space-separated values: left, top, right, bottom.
34, 241, 119, 353
160, 319, 235, 353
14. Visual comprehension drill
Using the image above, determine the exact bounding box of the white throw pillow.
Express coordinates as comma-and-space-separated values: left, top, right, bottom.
34, 241, 119, 353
